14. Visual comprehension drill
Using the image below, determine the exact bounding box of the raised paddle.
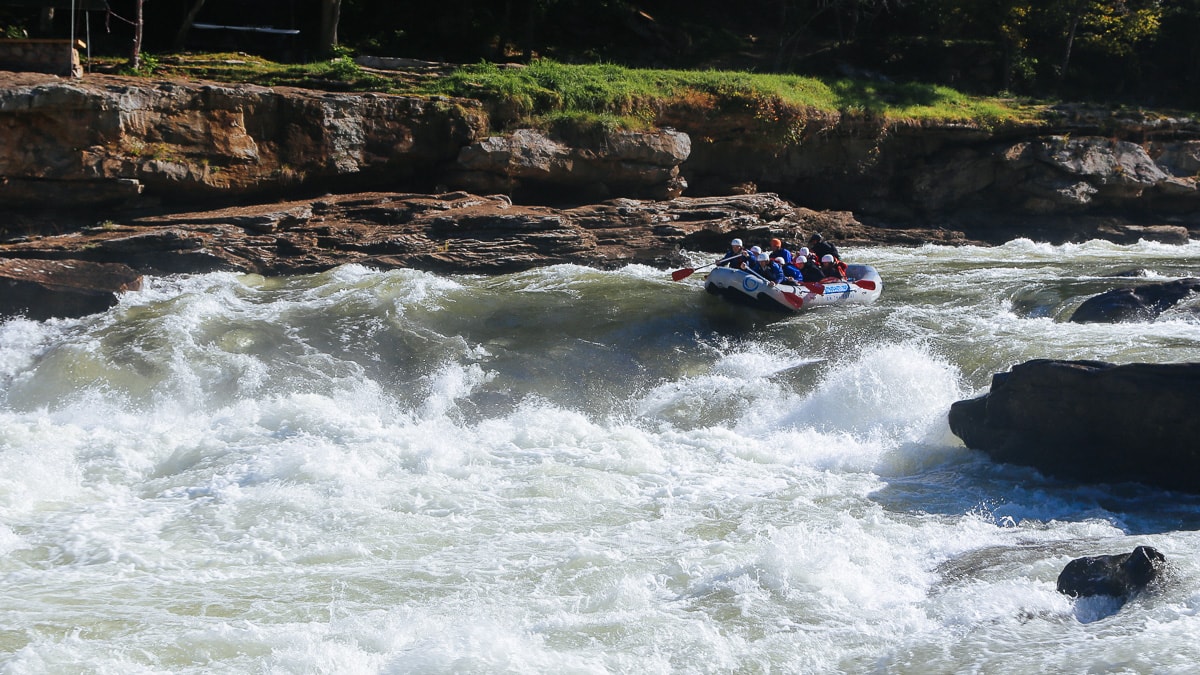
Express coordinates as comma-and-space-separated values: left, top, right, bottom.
671, 253, 743, 281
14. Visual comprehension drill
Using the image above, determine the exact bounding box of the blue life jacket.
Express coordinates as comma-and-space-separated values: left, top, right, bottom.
752, 261, 784, 283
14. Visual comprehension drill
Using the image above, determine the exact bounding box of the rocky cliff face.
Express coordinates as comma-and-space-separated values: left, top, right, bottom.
0, 72, 488, 207
2, 72, 1199, 234
678, 112, 1200, 227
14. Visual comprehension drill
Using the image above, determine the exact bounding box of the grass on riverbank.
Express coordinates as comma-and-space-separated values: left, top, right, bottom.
104, 52, 1046, 134
421, 59, 1040, 130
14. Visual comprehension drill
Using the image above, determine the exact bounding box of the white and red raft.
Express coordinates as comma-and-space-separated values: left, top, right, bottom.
703, 265, 883, 312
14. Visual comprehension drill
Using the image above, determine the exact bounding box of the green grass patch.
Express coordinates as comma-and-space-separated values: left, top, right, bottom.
89, 53, 1045, 133
421, 59, 1042, 132
93, 52, 398, 91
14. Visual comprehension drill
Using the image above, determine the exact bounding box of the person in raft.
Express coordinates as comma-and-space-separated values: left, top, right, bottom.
820, 254, 848, 281
719, 238, 750, 268
750, 252, 785, 285
808, 232, 840, 262
794, 247, 825, 282
768, 238, 793, 265
739, 246, 763, 270
778, 257, 803, 285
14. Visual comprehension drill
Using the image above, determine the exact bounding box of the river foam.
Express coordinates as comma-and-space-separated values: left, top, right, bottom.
3, 241, 1200, 672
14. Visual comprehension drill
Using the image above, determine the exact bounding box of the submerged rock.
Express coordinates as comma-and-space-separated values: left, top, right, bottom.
948, 359, 1200, 492
1069, 278, 1200, 323
1057, 546, 1166, 599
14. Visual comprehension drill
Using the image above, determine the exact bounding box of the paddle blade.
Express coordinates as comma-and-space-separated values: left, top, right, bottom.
853, 280, 877, 291
671, 268, 695, 281
801, 282, 825, 295
781, 290, 806, 310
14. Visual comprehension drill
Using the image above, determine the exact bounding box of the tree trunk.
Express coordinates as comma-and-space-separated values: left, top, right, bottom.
1059, 0, 1091, 82
173, 0, 208, 52
129, 0, 145, 70
319, 0, 342, 54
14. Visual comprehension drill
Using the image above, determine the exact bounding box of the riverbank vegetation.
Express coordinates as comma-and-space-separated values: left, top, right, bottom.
97, 52, 1043, 135
24, 1, 1194, 136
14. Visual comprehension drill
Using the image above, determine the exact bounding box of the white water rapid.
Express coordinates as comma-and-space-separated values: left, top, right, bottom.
2, 239, 1200, 673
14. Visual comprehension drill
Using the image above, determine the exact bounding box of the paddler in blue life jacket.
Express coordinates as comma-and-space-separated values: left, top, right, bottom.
719, 238, 749, 267
738, 245, 763, 271
769, 238, 793, 265
750, 252, 785, 286
779, 256, 803, 285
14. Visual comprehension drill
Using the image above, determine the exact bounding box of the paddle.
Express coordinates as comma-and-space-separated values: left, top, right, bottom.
671, 253, 743, 281
779, 287, 807, 310
852, 279, 877, 291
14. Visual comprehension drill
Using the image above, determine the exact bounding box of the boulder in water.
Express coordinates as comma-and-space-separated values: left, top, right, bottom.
948, 359, 1200, 492
1057, 546, 1166, 599
0, 258, 142, 320
1069, 278, 1200, 323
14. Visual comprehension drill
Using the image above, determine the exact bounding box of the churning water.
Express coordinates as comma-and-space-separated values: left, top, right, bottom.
2, 239, 1200, 673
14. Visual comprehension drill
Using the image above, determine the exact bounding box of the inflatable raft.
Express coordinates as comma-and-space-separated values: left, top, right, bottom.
704, 264, 883, 312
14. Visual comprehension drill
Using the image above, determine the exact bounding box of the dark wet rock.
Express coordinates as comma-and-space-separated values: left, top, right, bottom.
1096, 224, 1190, 245
1069, 278, 1200, 323
948, 359, 1200, 492
0, 258, 142, 320
1057, 546, 1166, 599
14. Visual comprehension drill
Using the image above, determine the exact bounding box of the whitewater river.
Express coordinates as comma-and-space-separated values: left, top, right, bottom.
2, 238, 1200, 673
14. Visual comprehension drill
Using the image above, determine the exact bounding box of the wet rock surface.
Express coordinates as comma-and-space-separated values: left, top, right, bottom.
0, 257, 142, 320
1069, 278, 1200, 323
1057, 546, 1167, 600
949, 360, 1200, 492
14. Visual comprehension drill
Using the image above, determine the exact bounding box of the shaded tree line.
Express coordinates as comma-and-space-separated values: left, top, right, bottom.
2, 0, 1196, 108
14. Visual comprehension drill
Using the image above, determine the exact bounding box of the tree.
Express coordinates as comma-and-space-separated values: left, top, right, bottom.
129, 0, 145, 70
320, 0, 342, 53
173, 0, 208, 52
1057, 0, 1163, 80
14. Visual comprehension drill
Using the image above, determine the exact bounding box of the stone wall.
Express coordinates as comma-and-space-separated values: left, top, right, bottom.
0, 39, 82, 77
